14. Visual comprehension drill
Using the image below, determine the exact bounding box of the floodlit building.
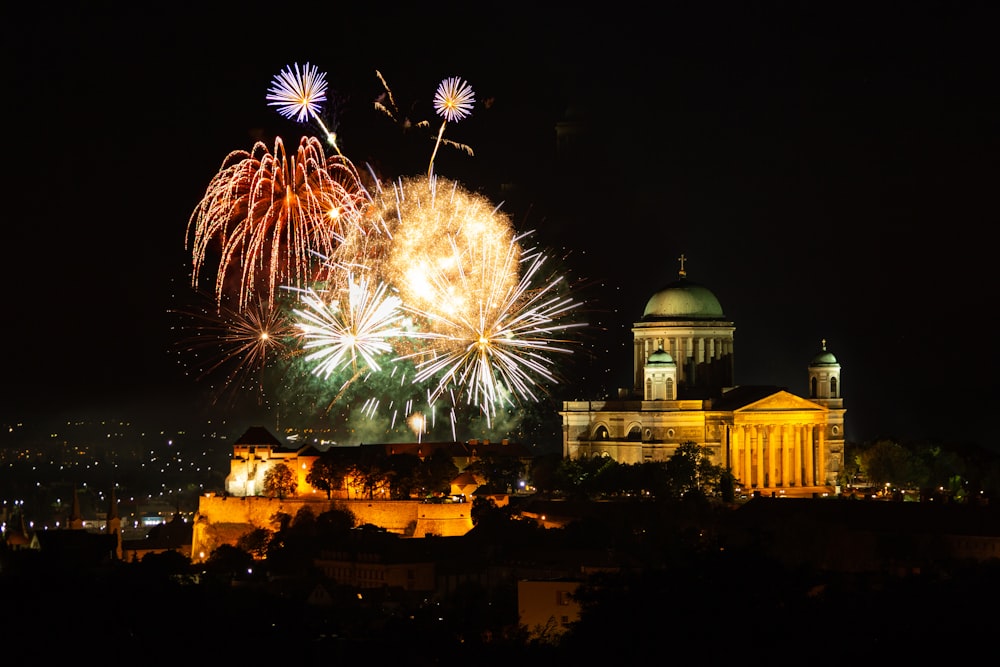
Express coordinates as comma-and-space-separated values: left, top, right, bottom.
561, 256, 845, 496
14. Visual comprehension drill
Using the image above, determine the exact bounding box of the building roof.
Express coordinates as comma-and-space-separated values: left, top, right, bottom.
810, 339, 840, 366
709, 385, 787, 411
234, 426, 288, 449
642, 277, 725, 320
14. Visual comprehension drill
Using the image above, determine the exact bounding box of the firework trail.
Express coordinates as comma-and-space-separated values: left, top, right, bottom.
429, 76, 475, 177
266, 62, 342, 154
187, 136, 370, 311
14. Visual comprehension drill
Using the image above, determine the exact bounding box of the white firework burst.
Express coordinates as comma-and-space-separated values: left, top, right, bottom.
266, 62, 328, 122
292, 275, 405, 378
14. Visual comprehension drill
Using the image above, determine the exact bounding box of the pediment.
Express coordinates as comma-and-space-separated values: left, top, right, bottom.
735, 390, 823, 413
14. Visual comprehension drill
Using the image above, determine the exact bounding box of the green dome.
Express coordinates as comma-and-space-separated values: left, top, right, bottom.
811, 341, 839, 366
647, 348, 675, 365
643, 278, 725, 319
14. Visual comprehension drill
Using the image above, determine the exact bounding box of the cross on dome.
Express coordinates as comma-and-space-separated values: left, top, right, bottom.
678, 253, 687, 277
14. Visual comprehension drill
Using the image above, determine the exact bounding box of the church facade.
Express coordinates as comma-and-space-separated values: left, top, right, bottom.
560, 258, 845, 496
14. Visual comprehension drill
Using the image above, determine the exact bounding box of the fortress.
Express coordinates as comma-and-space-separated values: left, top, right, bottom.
188, 427, 529, 561
190, 495, 473, 562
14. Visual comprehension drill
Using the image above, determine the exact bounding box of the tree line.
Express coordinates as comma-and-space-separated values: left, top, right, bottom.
260, 441, 737, 503
840, 437, 1000, 501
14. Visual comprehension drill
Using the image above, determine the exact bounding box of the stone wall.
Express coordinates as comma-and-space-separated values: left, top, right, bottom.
190, 495, 473, 561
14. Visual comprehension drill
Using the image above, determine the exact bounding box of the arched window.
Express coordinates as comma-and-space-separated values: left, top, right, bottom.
666, 378, 674, 400
810, 377, 818, 398
830, 377, 838, 398
595, 426, 609, 440
627, 426, 641, 441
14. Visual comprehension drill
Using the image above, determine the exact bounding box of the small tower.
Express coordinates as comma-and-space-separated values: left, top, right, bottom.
808, 339, 842, 401
643, 346, 677, 400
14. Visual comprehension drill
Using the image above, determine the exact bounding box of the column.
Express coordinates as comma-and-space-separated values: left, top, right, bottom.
728, 425, 739, 482
754, 426, 764, 489
803, 425, 815, 486
742, 425, 752, 488
793, 425, 802, 487
816, 427, 826, 487
766, 425, 776, 489
780, 424, 790, 487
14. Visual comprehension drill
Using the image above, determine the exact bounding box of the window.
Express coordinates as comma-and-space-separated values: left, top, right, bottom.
830, 377, 838, 398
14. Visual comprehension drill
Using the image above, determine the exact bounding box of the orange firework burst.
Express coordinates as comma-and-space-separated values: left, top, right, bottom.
187, 135, 370, 310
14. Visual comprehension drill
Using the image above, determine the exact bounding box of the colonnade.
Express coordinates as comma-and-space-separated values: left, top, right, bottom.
727, 423, 827, 489
636, 335, 734, 381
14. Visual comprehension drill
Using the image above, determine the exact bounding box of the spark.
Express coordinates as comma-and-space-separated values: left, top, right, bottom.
399, 232, 585, 416
266, 62, 341, 152
291, 274, 405, 378
429, 76, 475, 177
187, 136, 369, 310
170, 292, 295, 405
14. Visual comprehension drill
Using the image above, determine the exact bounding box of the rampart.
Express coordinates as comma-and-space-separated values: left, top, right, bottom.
190, 495, 473, 561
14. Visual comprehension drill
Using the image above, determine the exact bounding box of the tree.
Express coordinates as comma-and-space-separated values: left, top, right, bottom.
416, 448, 459, 497
237, 527, 272, 559
203, 543, 254, 579
263, 462, 296, 499
528, 452, 563, 497
385, 453, 422, 499
307, 450, 353, 499
352, 447, 390, 499
858, 439, 921, 492
663, 442, 725, 500
467, 453, 526, 494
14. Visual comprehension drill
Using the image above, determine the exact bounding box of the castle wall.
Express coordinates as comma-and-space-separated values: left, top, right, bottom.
190, 495, 473, 561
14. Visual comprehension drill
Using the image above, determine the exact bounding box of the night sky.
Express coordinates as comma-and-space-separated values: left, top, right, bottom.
4, 3, 997, 451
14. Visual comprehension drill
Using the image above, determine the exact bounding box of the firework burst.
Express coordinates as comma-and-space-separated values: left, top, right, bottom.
170, 291, 297, 405
187, 136, 370, 311
400, 234, 584, 419
266, 62, 342, 153
429, 76, 475, 177
181, 66, 586, 442
290, 273, 406, 378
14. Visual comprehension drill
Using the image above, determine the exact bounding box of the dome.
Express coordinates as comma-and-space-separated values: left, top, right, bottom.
811, 340, 839, 366
647, 348, 675, 365
643, 278, 725, 319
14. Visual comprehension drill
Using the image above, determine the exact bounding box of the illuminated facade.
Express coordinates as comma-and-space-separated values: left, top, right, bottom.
225, 426, 321, 497
561, 258, 845, 494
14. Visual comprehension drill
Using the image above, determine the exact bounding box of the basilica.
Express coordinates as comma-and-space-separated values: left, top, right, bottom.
560, 256, 845, 496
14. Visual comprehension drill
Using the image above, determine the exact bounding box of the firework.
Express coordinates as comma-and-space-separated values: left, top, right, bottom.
291, 274, 405, 378
184, 66, 586, 442
357, 174, 519, 321
187, 136, 370, 310
170, 291, 296, 405
266, 62, 341, 152
433, 77, 476, 122
429, 76, 475, 177
400, 234, 584, 419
